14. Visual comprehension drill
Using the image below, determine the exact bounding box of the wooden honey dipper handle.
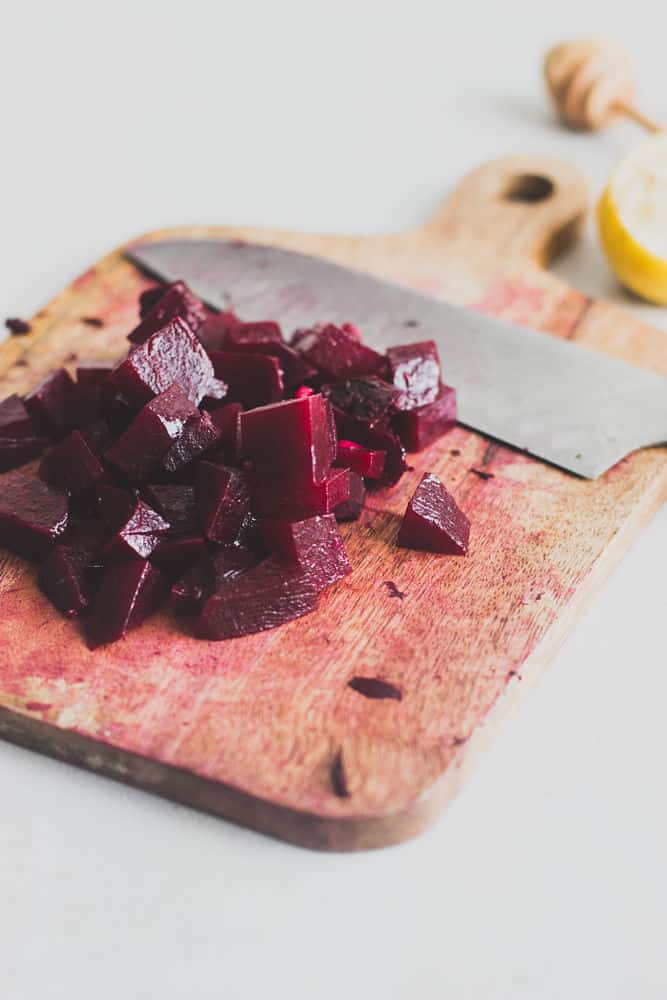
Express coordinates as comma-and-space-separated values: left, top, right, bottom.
544, 39, 662, 133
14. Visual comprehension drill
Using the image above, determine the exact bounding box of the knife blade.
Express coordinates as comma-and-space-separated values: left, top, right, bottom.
126, 239, 667, 478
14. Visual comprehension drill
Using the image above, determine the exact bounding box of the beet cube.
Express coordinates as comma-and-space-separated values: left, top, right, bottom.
393, 384, 457, 452
238, 394, 335, 486
129, 280, 209, 344
38, 544, 102, 618
74, 363, 114, 424
195, 559, 319, 639
171, 546, 258, 616
0, 394, 48, 471
224, 322, 315, 388
150, 535, 207, 577
335, 471, 366, 521
335, 440, 385, 480
294, 324, 385, 380
105, 384, 198, 480
196, 461, 251, 544
112, 317, 216, 406
333, 412, 406, 486
196, 311, 242, 353
227, 320, 282, 346
260, 514, 351, 591
142, 484, 199, 536
208, 351, 283, 409
323, 377, 403, 429
252, 467, 350, 519
85, 559, 168, 648
386, 340, 441, 409
138, 285, 167, 318
397, 473, 469, 555
0, 469, 68, 559
162, 410, 220, 473
207, 402, 242, 460
23, 368, 77, 437
40, 430, 106, 495
0, 394, 34, 435
295, 385, 314, 399
97, 486, 170, 560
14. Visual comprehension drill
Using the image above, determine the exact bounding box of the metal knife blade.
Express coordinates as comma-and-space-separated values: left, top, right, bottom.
126, 239, 667, 478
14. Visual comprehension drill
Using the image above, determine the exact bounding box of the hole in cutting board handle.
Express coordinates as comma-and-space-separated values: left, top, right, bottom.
503, 173, 554, 203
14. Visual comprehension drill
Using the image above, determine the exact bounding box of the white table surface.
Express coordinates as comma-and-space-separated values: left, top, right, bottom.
1, 2, 666, 997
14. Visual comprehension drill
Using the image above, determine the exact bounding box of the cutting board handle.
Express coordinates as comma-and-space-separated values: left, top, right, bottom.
419, 156, 589, 269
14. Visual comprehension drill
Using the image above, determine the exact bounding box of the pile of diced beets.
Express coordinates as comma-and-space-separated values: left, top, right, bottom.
0, 280, 470, 648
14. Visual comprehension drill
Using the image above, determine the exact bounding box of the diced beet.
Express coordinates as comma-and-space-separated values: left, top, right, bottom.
162, 410, 221, 473
208, 351, 283, 409
138, 284, 167, 318
294, 324, 385, 380
333, 411, 406, 486
207, 402, 242, 460
335, 471, 366, 521
112, 317, 216, 406
322, 377, 403, 428
251, 467, 350, 519
224, 322, 315, 388
397, 473, 469, 555
74, 363, 114, 424
142, 484, 199, 536
23, 368, 77, 437
0, 469, 68, 559
128, 280, 209, 344
227, 320, 282, 346
150, 535, 207, 577
195, 559, 319, 640
85, 559, 168, 648
105, 384, 198, 480
196, 461, 251, 544
171, 546, 258, 616
76, 363, 114, 390
0, 394, 34, 435
238, 394, 335, 487
386, 340, 441, 409
97, 486, 170, 560
38, 544, 102, 618
196, 311, 242, 352
335, 440, 385, 479
393, 384, 457, 452
260, 514, 351, 591
39, 430, 106, 495
0, 395, 48, 471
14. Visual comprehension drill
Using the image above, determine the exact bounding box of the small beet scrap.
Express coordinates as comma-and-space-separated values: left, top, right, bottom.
208, 351, 283, 409
40, 429, 106, 495
195, 559, 319, 640
0, 469, 68, 559
323, 377, 403, 429
386, 340, 441, 409
238, 394, 336, 487
86, 559, 168, 648
294, 324, 385, 380
335, 470, 366, 522
161, 410, 220, 473
38, 544, 102, 618
106, 384, 198, 480
393, 384, 457, 452
171, 546, 258, 616
397, 473, 469, 555
252, 467, 350, 519
112, 317, 217, 406
23, 368, 77, 437
129, 280, 209, 344
142, 484, 199, 536
335, 440, 385, 480
97, 486, 170, 560
260, 514, 351, 591
196, 461, 251, 544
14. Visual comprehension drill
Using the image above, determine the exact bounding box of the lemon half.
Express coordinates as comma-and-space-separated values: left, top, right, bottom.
598, 133, 667, 304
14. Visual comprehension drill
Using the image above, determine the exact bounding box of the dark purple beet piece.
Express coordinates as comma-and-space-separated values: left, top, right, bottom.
85, 559, 168, 648
171, 546, 258, 616
112, 317, 217, 406
322, 377, 403, 429
38, 544, 102, 618
129, 281, 209, 345
251, 467, 350, 519
142, 484, 199, 536
393, 384, 457, 452
224, 322, 315, 388
161, 410, 221, 473
335, 440, 385, 479
97, 486, 170, 560
238, 394, 335, 487
227, 320, 282, 345
0, 394, 48, 471
138, 285, 167, 318
385, 340, 441, 409
0, 394, 34, 435
294, 324, 385, 380
333, 411, 406, 486
0, 469, 68, 559
397, 473, 470, 555
105, 384, 198, 480
23, 368, 77, 437
260, 514, 351, 591
40, 430, 106, 495
5, 317, 31, 336
207, 402, 242, 461
208, 351, 283, 409
335, 471, 366, 521
196, 311, 242, 353
150, 535, 207, 577
195, 559, 319, 640
75, 363, 114, 424
196, 461, 251, 544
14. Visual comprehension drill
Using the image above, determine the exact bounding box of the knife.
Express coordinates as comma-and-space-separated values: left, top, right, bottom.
126, 239, 667, 478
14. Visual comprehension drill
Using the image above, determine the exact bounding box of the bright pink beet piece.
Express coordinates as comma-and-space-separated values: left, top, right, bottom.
171, 546, 258, 616
397, 473, 469, 555
112, 317, 216, 406
37, 544, 102, 618
40, 430, 106, 495
333, 412, 406, 486
129, 281, 209, 344
386, 340, 441, 409
323, 377, 403, 429
196, 311, 242, 353
341, 323, 362, 340
161, 410, 220, 473
142, 484, 199, 536
238, 394, 335, 486
295, 385, 314, 399
335, 440, 385, 479
294, 324, 385, 380
195, 559, 319, 640
393, 384, 457, 452
85, 559, 168, 648
251, 467, 350, 519
335, 470, 366, 521
260, 514, 351, 591
150, 535, 207, 577
105, 384, 198, 480
196, 461, 251, 544
23, 368, 77, 437
208, 351, 283, 409
0, 394, 48, 471
0, 469, 68, 559
97, 486, 170, 560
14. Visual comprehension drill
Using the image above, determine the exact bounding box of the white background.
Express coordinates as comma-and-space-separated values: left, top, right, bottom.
1, 3, 666, 998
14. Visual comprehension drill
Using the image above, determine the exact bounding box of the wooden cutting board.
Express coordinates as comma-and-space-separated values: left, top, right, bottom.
1, 157, 666, 851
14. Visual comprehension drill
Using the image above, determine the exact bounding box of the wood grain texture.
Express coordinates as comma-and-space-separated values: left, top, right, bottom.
1, 156, 666, 851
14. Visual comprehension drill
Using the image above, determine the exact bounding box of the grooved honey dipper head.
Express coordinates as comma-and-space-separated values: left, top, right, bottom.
544, 39, 636, 131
